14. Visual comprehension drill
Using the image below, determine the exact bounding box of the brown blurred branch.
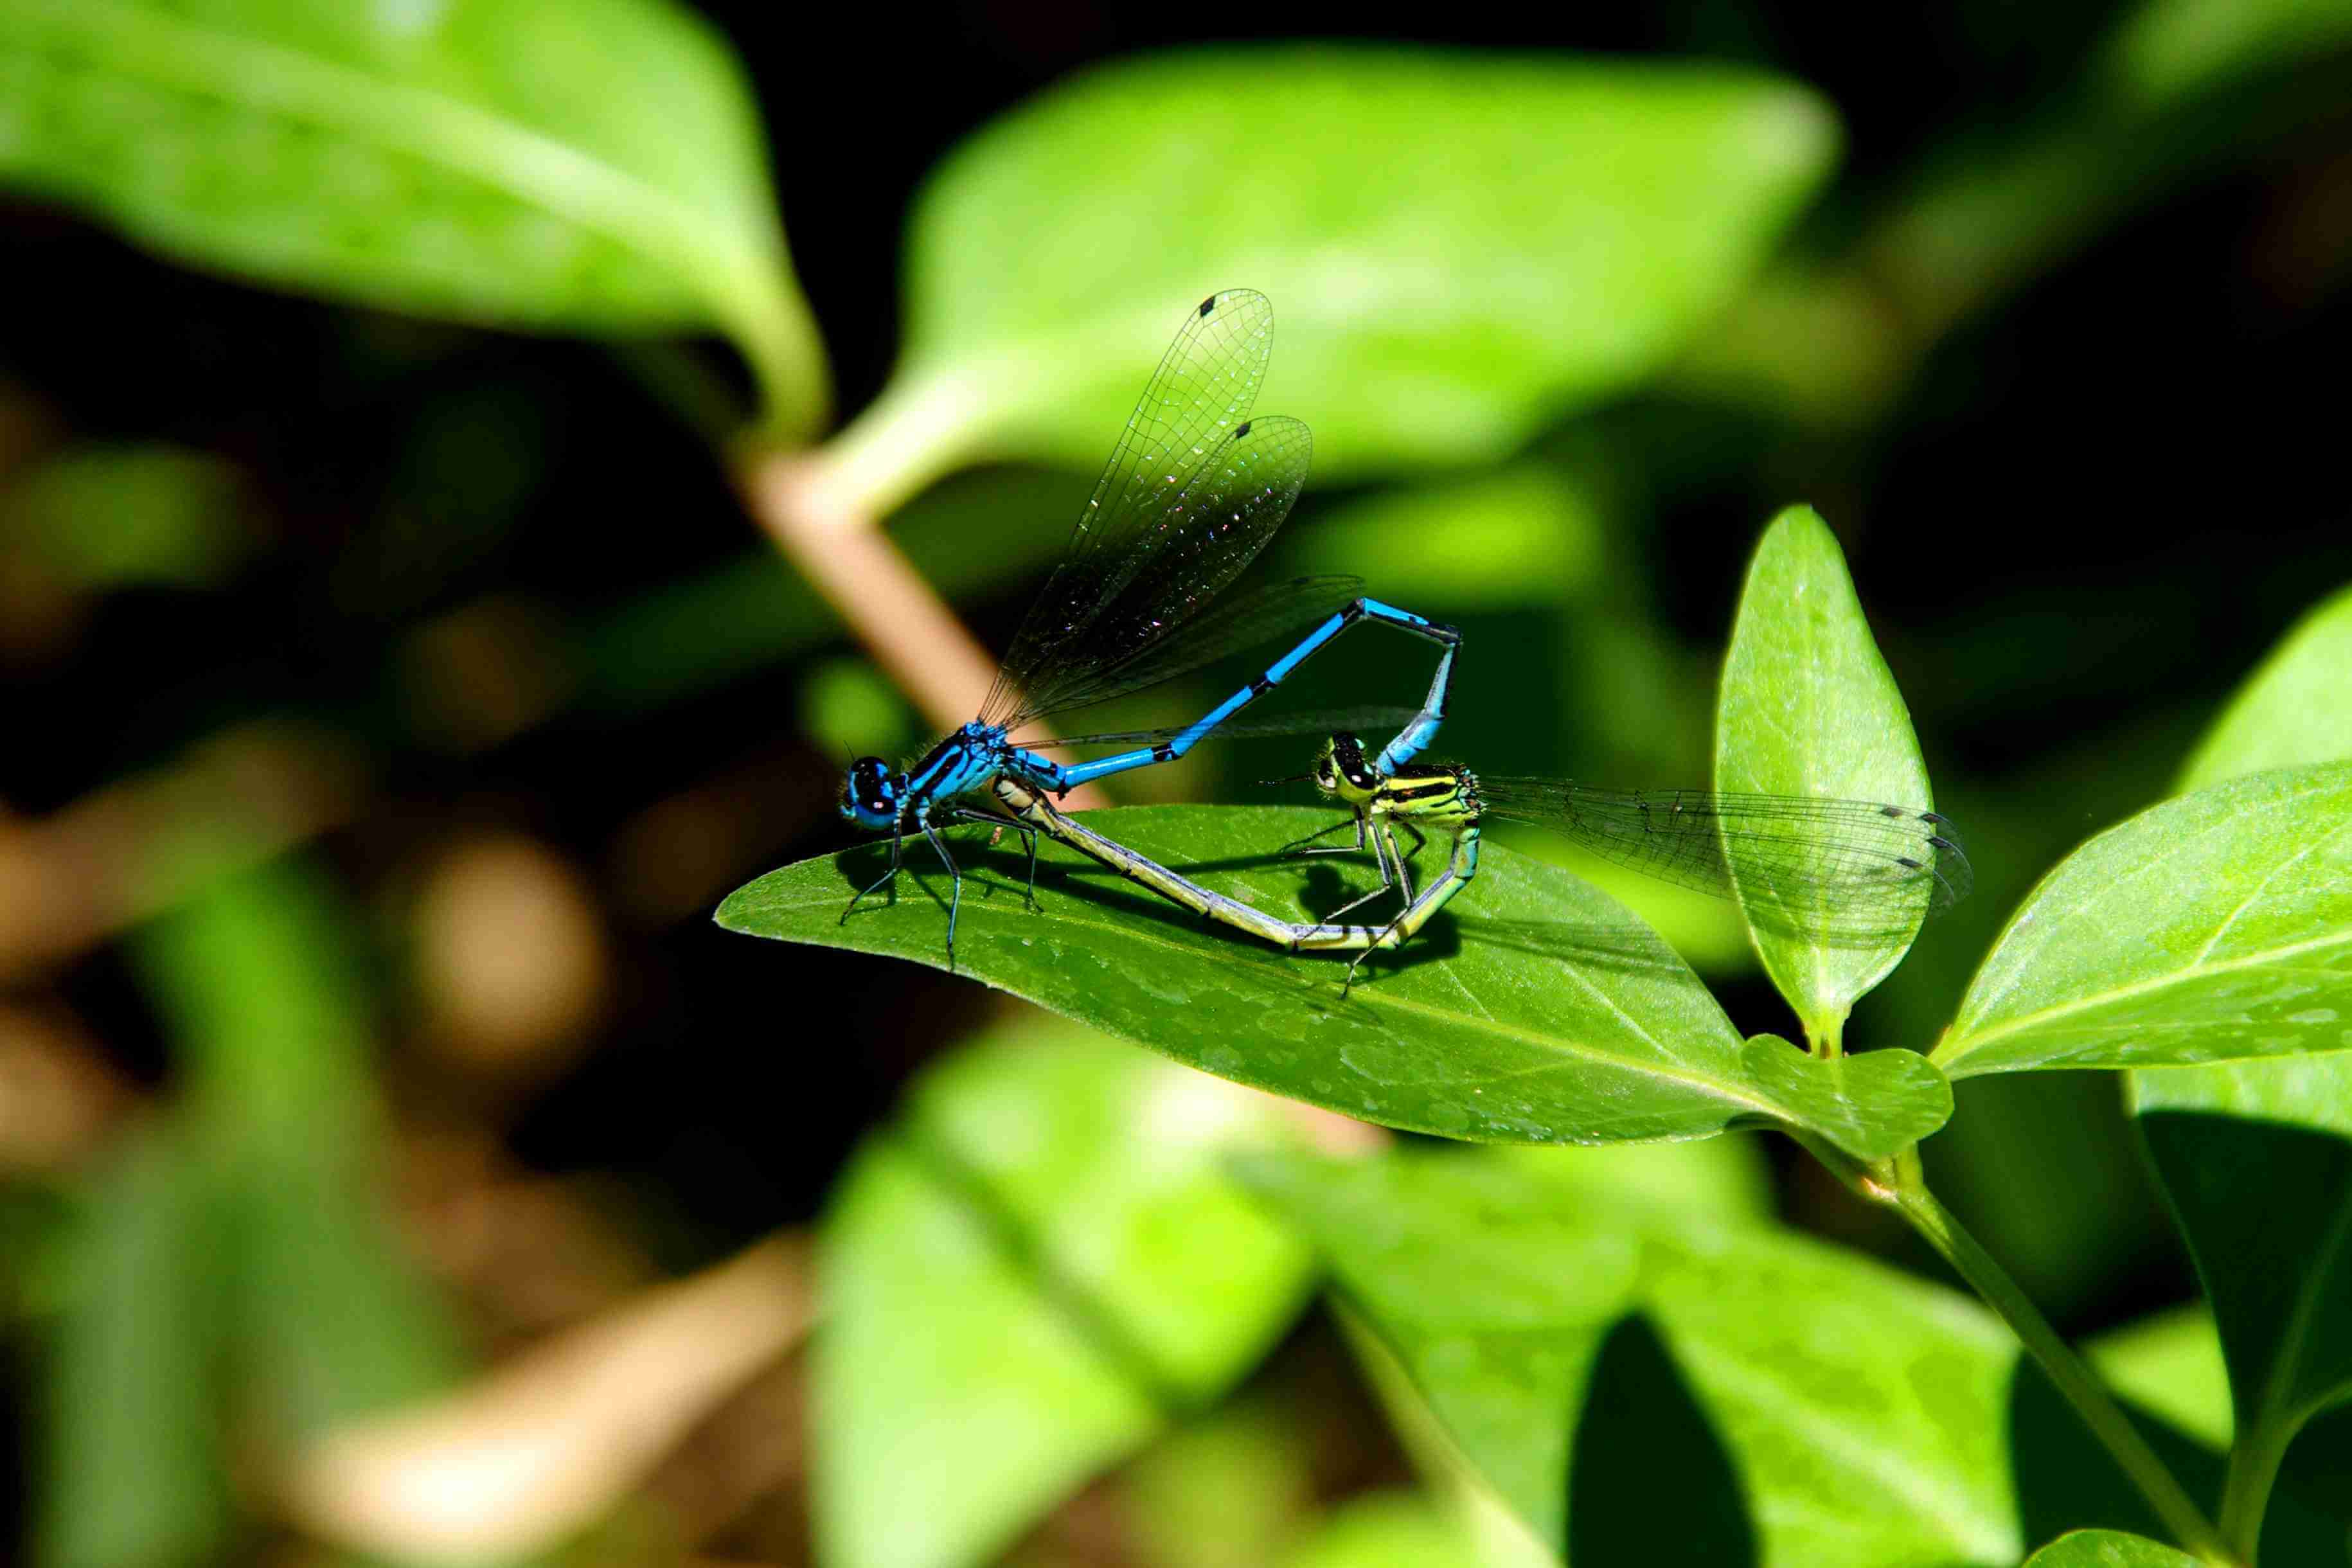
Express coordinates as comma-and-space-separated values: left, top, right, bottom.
0, 720, 360, 983
284, 1234, 814, 1562
736, 450, 1109, 810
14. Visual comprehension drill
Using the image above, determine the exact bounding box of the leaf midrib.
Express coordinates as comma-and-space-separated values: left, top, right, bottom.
731, 878, 1781, 1120
5, 0, 771, 328
1936, 923, 2352, 1073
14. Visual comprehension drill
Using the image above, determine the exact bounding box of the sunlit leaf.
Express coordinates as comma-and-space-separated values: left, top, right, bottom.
720, 805, 1934, 1149
1237, 1146, 2020, 1567
1715, 506, 1938, 1047
848, 48, 1836, 505
2020, 1530, 2201, 1567
2083, 1306, 2231, 1453
0, 0, 823, 429
2177, 584, 2352, 794
1934, 762, 2352, 1074
1738, 1033, 1952, 1160
815, 1018, 1313, 1568
2121, 592, 2352, 1534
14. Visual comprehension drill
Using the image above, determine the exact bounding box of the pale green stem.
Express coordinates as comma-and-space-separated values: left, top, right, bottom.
1798, 1135, 2238, 1565
1894, 1179, 2237, 1565
2216, 1400, 2294, 1562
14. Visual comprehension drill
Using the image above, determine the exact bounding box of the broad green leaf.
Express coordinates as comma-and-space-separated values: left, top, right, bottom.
1238, 1147, 2020, 1567
2124, 591, 2352, 1535
2177, 584, 2352, 794
846, 49, 1836, 506
1934, 762, 2352, 1075
2130, 1062, 2352, 1518
1715, 506, 1937, 1047
2083, 1306, 2232, 1452
0, 0, 823, 429
815, 1018, 1313, 1568
722, 804, 1895, 1147
39, 1128, 235, 1568
1738, 1033, 1952, 1160
2020, 1531, 2200, 1567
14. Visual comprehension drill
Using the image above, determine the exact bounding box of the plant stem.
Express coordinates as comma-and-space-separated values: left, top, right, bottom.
1825, 1143, 2239, 1565
2217, 1400, 2294, 1562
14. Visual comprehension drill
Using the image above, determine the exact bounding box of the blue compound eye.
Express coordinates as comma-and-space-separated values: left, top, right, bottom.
842, 758, 896, 827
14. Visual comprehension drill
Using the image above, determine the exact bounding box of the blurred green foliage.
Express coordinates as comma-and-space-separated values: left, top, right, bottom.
3, 0, 2352, 1564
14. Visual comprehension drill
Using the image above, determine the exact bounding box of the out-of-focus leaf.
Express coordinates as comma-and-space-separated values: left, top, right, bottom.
1715, 506, 1938, 1047
2083, 1306, 2232, 1452
2020, 1530, 2201, 1567
1266, 465, 1607, 609
722, 804, 1922, 1148
852, 48, 1836, 504
1125, 1396, 1317, 1568
2, 444, 248, 589
2101, 0, 2352, 108
1280, 1493, 1490, 1568
800, 657, 919, 765
0, 0, 823, 429
132, 859, 461, 1441
1737, 1033, 1952, 1160
38, 1128, 235, 1568
1934, 763, 2352, 1074
2177, 584, 2352, 794
1237, 1146, 2020, 1567
814, 1018, 1313, 1568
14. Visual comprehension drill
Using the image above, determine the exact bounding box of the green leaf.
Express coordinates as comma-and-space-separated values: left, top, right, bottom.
38, 1128, 235, 1568
0, 0, 823, 430
1238, 1146, 2020, 1567
814, 1017, 1314, 1568
2101, 0, 2352, 109
1738, 1033, 1952, 1160
2177, 584, 2352, 795
2084, 1306, 2232, 1452
722, 804, 1813, 1146
848, 49, 1835, 506
1934, 762, 2352, 1075
2119, 587, 2352, 1538
2130, 1062, 2352, 1522
1279, 1493, 1490, 1568
1715, 506, 1938, 1047
2020, 1530, 2202, 1567
132, 860, 462, 1439
1263, 465, 1608, 610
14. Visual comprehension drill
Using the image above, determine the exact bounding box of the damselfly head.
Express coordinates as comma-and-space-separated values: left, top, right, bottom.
840, 757, 899, 831
1321, 734, 1385, 802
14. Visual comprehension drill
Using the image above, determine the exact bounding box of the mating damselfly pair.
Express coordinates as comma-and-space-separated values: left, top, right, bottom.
832, 290, 1970, 986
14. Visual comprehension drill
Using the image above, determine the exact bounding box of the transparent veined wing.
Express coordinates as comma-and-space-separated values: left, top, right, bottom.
981, 290, 1296, 727
1020, 704, 1425, 750
1005, 566, 1353, 726
1477, 778, 1972, 943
